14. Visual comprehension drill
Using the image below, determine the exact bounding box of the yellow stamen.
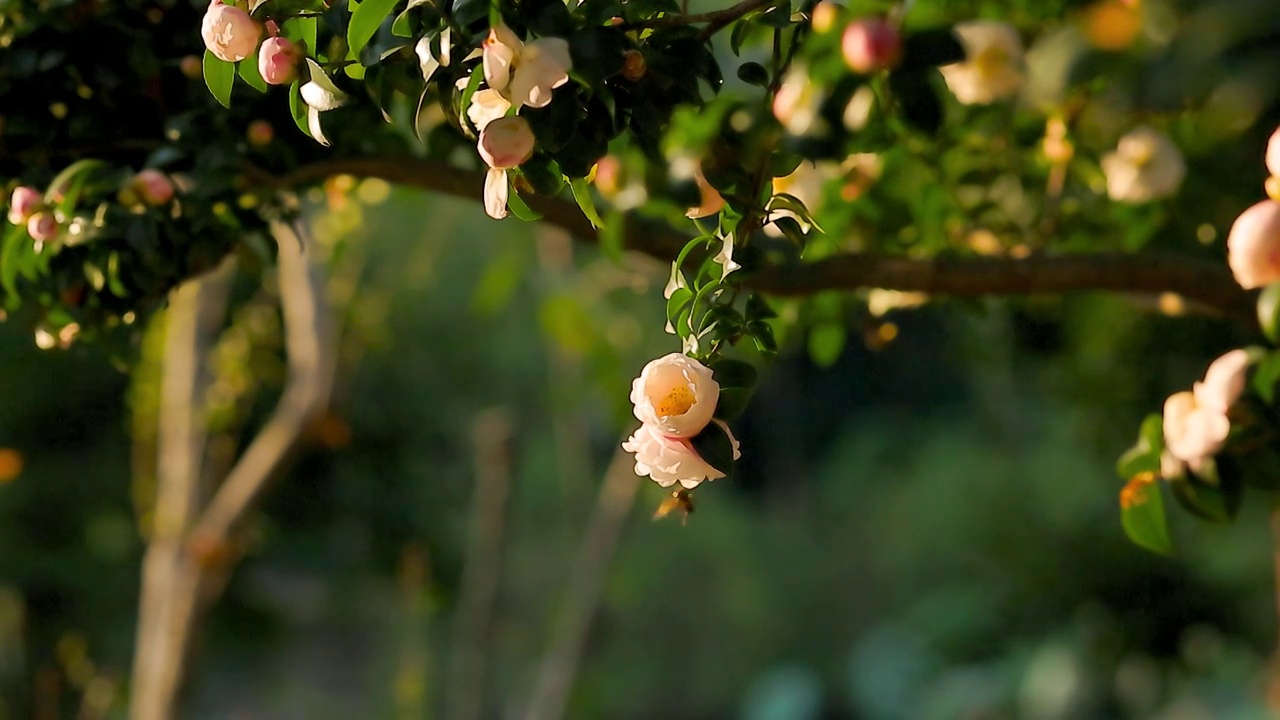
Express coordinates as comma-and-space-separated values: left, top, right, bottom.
654, 385, 695, 417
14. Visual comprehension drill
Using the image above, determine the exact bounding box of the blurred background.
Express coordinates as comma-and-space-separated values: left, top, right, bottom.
6, 0, 1280, 718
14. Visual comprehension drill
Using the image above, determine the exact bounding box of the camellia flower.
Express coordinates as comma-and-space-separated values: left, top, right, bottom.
258, 36, 301, 85
8, 186, 41, 225
1100, 126, 1185, 204
467, 87, 512, 132
1227, 200, 1280, 289
1161, 349, 1250, 476
939, 21, 1024, 105
133, 169, 176, 206
483, 22, 571, 109
622, 421, 741, 489
201, 0, 262, 63
27, 212, 57, 242
478, 116, 535, 220
630, 353, 719, 438
842, 17, 902, 74
1267, 126, 1280, 179
300, 60, 350, 147
773, 65, 825, 136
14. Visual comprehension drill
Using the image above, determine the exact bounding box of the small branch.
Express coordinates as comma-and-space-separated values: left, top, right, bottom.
620, 0, 775, 33
251, 157, 1255, 324
187, 216, 338, 550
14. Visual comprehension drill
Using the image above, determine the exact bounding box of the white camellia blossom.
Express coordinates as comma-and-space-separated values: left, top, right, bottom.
478, 116, 535, 220
201, 0, 262, 63
1161, 349, 1250, 476
483, 22, 572, 109
300, 59, 350, 147
773, 65, 826, 136
713, 233, 742, 281
621, 420, 741, 489
939, 21, 1024, 105
630, 353, 719, 438
1227, 199, 1280, 289
1100, 126, 1186, 203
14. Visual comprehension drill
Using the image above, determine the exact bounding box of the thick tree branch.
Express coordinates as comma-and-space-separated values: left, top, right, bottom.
255, 157, 1255, 324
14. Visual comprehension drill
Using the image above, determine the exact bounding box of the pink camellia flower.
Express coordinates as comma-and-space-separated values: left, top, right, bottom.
939, 21, 1024, 105
201, 0, 262, 63
1227, 199, 1280, 289
621, 420, 741, 489
842, 17, 902, 74
8, 186, 41, 225
134, 169, 176, 206
482, 22, 572, 109
478, 116, 535, 220
630, 353, 719, 438
27, 212, 58, 242
258, 36, 302, 85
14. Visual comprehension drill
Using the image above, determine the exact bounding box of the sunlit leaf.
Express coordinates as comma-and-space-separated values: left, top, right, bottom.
1119, 473, 1174, 556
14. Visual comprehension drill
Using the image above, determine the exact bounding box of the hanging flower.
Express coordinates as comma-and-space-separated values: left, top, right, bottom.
939, 21, 1024, 105
258, 36, 302, 85
478, 116, 536, 220
201, 0, 262, 63
622, 421, 741, 489
629, 353, 719, 438
1227, 199, 1280, 289
8, 186, 41, 225
1161, 349, 1250, 476
482, 22, 572, 109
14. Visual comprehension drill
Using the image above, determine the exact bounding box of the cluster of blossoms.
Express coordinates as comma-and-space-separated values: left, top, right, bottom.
621, 354, 741, 490
6, 170, 175, 247
201, 1, 302, 84
1160, 349, 1250, 478
472, 23, 573, 219
1225, 127, 1280, 289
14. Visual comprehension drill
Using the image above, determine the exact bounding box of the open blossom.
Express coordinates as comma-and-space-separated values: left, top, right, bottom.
842, 17, 902, 74
630, 353, 719, 438
1162, 349, 1250, 475
201, 1, 262, 63
940, 21, 1024, 105
27, 212, 57, 242
8, 186, 41, 225
483, 22, 571, 109
773, 65, 825, 136
478, 116, 535, 220
259, 37, 301, 85
460, 78, 512, 131
1101, 126, 1185, 203
622, 421, 741, 489
1227, 200, 1280, 289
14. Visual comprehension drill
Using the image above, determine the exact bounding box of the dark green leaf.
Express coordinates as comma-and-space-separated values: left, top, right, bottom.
203, 49, 236, 108
736, 61, 769, 87
749, 319, 777, 355
689, 420, 737, 477
746, 293, 776, 322
521, 155, 565, 196
506, 188, 543, 221
888, 65, 943, 136
715, 388, 752, 422
1120, 474, 1174, 556
758, 3, 793, 27
1170, 459, 1242, 523
1115, 414, 1164, 479
349, 0, 401, 57
1258, 282, 1280, 344
900, 28, 965, 69
709, 357, 757, 389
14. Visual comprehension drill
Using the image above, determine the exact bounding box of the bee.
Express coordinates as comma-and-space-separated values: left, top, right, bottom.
653, 490, 695, 526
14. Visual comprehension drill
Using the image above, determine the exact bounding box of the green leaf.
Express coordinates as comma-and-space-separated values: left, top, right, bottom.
666, 287, 695, 336
600, 209, 625, 263
282, 16, 319, 52
1120, 474, 1174, 556
44, 159, 106, 208
506, 188, 543, 221
1115, 414, 1165, 479
808, 322, 845, 368
349, 0, 402, 57
203, 49, 236, 108
1253, 351, 1280, 405
0, 224, 27, 299
901, 28, 966, 69
714, 388, 752, 422
746, 293, 776, 322
689, 420, 737, 477
888, 66, 943, 136
736, 61, 769, 87
709, 357, 757, 389
1170, 459, 1243, 523
238, 53, 269, 93
288, 80, 313, 138
749, 320, 777, 355
1258, 282, 1280, 344
570, 177, 605, 230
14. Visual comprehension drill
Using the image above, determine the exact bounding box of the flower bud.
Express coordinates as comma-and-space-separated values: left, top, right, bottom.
841, 17, 902, 74
201, 0, 262, 63
1267, 126, 1280, 179
8, 186, 41, 225
180, 55, 203, 79
27, 212, 58, 242
134, 169, 175, 206
247, 119, 274, 147
1227, 199, 1280, 289
622, 49, 646, 82
258, 36, 301, 86
811, 2, 839, 33
478, 116, 535, 170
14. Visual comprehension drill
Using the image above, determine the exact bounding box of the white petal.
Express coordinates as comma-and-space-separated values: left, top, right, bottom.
415, 37, 440, 82
301, 59, 349, 111
467, 88, 512, 131
484, 168, 509, 219
663, 262, 686, 299
307, 106, 330, 146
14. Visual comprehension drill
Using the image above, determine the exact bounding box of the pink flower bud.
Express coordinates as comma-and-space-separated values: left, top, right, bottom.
478, 116, 535, 170
27, 212, 57, 242
8, 186, 41, 225
842, 17, 902, 74
258, 36, 301, 86
1267, 126, 1280, 179
134, 169, 175, 206
201, 1, 262, 63
1227, 199, 1280, 289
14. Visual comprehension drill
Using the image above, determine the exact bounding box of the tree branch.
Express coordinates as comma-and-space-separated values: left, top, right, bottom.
187, 216, 339, 549
254, 157, 1255, 324
619, 0, 776, 32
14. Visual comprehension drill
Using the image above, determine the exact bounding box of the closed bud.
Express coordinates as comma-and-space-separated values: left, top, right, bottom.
8, 186, 41, 225
478, 116, 536, 170
622, 50, 646, 82
201, 0, 262, 63
133, 169, 176, 206
841, 17, 901, 74
258, 36, 302, 86
27, 212, 58, 242
247, 119, 274, 147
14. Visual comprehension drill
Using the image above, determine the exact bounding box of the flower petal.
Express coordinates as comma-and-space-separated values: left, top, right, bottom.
484, 167, 509, 219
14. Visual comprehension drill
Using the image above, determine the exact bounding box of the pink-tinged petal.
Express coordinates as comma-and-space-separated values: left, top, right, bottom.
484, 168, 509, 219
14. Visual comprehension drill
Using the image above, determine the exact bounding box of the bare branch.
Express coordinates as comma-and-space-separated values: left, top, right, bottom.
188, 216, 339, 548
252, 157, 1255, 324
619, 0, 776, 32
